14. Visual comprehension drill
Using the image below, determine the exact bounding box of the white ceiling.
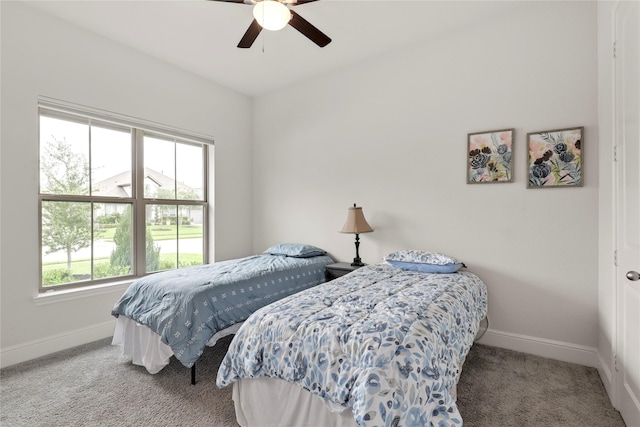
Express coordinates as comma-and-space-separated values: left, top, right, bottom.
24, 0, 522, 97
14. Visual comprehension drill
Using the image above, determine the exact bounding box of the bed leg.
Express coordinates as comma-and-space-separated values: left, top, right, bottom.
191, 364, 196, 385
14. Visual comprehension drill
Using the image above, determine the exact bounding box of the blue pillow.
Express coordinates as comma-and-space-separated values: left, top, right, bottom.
386, 260, 464, 273
264, 243, 326, 258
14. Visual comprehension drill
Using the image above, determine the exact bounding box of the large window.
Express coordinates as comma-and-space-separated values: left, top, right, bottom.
39, 105, 209, 291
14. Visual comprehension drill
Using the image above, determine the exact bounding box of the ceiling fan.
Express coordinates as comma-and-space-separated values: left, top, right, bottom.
209, 0, 331, 48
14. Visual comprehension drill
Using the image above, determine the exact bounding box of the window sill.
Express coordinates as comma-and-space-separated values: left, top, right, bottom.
34, 280, 131, 306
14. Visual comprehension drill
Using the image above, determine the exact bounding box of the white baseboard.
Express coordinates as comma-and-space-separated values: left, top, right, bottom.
0, 320, 116, 369
477, 328, 600, 368
598, 352, 617, 407
1, 324, 601, 371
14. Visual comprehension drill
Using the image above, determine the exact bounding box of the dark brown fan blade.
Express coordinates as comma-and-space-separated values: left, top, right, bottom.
207, 0, 252, 4
288, 10, 331, 47
238, 19, 262, 48
286, 0, 320, 5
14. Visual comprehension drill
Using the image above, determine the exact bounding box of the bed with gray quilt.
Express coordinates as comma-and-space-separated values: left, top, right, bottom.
111, 244, 333, 376
216, 251, 488, 427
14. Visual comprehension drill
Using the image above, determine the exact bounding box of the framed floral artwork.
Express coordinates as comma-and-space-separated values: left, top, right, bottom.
527, 127, 583, 188
467, 128, 514, 183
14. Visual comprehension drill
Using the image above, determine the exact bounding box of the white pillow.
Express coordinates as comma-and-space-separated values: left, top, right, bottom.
384, 250, 460, 265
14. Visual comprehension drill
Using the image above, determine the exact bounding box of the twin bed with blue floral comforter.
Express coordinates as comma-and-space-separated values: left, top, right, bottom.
216, 262, 488, 427
112, 248, 334, 373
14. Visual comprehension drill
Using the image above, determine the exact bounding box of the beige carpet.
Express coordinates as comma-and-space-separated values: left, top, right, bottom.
0, 336, 625, 426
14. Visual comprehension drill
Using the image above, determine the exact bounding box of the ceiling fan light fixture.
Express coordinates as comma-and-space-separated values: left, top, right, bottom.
253, 0, 291, 31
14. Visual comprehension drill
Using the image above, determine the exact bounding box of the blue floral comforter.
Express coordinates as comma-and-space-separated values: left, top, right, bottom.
112, 254, 334, 368
216, 263, 488, 427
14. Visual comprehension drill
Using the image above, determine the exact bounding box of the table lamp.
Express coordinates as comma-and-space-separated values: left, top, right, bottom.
339, 203, 374, 266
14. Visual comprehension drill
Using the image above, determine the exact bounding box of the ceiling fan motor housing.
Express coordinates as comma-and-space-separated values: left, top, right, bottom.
209, 0, 331, 48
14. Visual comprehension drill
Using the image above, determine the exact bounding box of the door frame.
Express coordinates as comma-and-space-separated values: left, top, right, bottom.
613, 1, 640, 425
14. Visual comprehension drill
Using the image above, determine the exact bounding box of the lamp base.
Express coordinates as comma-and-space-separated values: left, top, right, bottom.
351, 234, 365, 267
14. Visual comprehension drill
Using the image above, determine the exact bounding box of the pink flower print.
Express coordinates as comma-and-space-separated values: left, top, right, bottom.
529, 138, 550, 160
499, 132, 511, 144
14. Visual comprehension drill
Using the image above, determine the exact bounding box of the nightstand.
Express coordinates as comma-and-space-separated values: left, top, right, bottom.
326, 262, 363, 281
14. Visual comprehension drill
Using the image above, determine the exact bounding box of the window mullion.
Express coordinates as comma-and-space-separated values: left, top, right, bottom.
90, 201, 95, 281
134, 129, 146, 276
200, 144, 209, 265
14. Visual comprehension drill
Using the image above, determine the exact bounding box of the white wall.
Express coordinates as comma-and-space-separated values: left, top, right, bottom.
252, 1, 600, 365
0, 2, 253, 366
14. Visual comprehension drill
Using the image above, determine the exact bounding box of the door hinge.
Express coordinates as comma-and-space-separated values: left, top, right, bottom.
614, 354, 619, 372
613, 145, 617, 162
614, 250, 618, 266
613, 41, 617, 59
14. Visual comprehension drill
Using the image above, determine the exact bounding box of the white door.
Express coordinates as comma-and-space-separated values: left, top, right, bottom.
615, 1, 640, 426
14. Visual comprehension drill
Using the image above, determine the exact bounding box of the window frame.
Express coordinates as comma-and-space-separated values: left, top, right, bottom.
38, 103, 211, 292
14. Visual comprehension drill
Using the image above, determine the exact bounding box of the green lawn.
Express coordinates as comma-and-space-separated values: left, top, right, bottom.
42, 226, 204, 286
42, 253, 204, 275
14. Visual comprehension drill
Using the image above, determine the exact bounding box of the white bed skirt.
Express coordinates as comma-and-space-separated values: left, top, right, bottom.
232, 377, 458, 427
232, 377, 358, 427
111, 316, 242, 374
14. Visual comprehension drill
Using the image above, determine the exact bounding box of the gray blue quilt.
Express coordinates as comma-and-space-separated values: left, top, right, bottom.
216, 263, 488, 427
111, 254, 334, 368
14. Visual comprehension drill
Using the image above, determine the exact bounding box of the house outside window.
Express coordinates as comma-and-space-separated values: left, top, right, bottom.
38, 103, 210, 291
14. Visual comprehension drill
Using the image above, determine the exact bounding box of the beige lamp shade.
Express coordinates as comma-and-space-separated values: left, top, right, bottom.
340, 205, 373, 234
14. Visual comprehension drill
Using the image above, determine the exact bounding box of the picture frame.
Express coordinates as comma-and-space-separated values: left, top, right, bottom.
467, 128, 514, 184
527, 127, 583, 188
